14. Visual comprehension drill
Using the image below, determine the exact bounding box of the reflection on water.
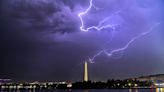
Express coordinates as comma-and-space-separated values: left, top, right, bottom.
129, 89, 139, 92
156, 88, 164, 92
83, 90, 89, 92
1, 89, 35, 92
0, 88, 164, 92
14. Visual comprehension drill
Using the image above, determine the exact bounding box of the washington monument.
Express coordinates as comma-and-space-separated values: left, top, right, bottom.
84, 61, 88, 82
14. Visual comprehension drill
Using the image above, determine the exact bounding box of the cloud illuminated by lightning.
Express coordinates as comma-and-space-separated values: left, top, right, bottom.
78, 0, 161, 63
103, 23, 160, 56
78, 0, 120, 32
88, 22, 160, 63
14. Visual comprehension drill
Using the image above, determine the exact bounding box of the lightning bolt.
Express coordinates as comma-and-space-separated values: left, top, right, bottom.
78, 0, 161, 63
103, 23, 160, 57
88, 22, 160, 63
78, 0, 120, 32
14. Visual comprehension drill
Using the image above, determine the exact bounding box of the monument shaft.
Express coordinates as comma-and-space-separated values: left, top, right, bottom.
84, 61, 88, 81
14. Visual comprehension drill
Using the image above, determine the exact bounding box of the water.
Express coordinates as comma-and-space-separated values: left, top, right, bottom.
1, 88, 164, 92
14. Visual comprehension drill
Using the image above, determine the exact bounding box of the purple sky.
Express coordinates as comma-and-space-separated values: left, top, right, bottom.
0, 0, 164, 82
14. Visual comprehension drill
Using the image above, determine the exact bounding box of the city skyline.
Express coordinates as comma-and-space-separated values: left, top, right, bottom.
0, 0, 164, 82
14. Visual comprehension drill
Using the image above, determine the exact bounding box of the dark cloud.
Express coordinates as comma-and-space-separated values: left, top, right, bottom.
0, 0, 80, 34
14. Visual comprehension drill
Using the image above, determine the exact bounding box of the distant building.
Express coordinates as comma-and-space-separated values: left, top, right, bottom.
84, 61, 88, 82
0, 79, 12, 84
136, 74, 164, 83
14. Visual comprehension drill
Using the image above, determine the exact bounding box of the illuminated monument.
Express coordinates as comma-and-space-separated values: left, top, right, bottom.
84, 61, 88, 82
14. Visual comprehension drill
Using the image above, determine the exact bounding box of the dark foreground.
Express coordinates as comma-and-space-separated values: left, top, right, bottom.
0, 88, 163, 92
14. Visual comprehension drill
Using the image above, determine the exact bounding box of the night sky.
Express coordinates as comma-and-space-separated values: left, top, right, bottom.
0, 0, 164, 82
